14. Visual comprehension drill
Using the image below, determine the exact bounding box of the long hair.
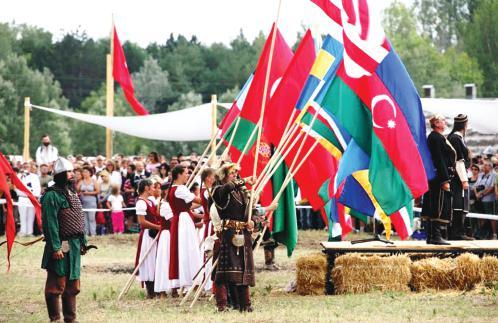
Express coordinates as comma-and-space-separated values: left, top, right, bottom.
171, 165, 186, 181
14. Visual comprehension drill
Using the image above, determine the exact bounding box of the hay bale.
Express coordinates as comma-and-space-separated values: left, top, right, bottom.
295, 253, 327, 295
331, 254, 411, 294
410, 257, 456, 291
480, 256, 498, 283
454, 253, 482, 290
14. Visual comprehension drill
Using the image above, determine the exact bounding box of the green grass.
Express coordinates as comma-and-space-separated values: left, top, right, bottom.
1, 230, 497, 322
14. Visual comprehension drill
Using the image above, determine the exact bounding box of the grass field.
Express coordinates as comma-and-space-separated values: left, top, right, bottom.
1, 230, 497, 322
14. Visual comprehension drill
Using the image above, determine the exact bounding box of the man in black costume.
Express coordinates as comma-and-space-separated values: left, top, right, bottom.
447, 114, 474, 240
422, 114, 456, 245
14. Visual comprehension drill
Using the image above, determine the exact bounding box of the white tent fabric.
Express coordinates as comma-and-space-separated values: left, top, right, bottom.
421, 98, 498, 134
31, 103, 231, 141
31, 98, 498, 141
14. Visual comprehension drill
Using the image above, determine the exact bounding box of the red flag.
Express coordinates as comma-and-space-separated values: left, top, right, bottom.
0, 152, 42, 269
228, 24, 293, 205
0, 165, 14, 270
113, 27, 149, 116
264, 29, 316, 146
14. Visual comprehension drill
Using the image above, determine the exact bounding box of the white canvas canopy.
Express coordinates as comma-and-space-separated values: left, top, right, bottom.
31, 103, 231, 141
421, 98, 498, 134
31, 98, 498, 142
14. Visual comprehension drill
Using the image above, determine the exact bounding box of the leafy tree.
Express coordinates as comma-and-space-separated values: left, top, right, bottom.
462, 0, 498, 96
132, 57, 173, 113
0, 55, 71, 157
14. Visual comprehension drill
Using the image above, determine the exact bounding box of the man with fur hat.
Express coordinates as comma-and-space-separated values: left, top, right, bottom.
41, 157, 88, 322
211, 163, 277, 312
421, 114, 456, 245
447, 114, 474, 240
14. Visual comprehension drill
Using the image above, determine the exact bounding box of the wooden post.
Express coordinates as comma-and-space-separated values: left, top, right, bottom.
105, 21, 115, 160
210, 95, 217, 159
23, 97, 31, 162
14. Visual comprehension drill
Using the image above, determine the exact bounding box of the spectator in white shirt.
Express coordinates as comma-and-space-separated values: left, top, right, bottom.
35, 134, 58, 167
16, 162, 41, 236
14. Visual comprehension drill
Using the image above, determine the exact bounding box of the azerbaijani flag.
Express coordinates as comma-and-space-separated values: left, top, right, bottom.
313, 0, 434, 216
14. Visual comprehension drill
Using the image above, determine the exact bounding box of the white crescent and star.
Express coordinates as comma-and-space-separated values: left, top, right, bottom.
371, 94, 397, 129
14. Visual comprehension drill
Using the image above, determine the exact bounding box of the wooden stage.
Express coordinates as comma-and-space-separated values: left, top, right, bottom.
321, 240, 498, 294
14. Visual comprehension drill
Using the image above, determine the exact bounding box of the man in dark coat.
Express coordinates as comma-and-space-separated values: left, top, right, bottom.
447, 114, 474, 240
211, 163, 276, 312
422, 114, 456, 245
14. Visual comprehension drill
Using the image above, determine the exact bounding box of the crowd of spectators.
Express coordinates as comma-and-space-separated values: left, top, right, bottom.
0, 135, 497, 239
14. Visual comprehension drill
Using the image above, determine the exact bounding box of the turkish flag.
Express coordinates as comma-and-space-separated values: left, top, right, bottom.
113, 27, 149, 115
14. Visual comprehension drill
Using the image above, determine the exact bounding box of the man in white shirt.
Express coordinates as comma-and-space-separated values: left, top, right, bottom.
17, 162, 41, 236
35, 135, 59, 167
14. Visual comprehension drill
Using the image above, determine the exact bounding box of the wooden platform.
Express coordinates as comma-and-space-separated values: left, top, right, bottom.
321, 240, 498, 254
321, 240, 498, 294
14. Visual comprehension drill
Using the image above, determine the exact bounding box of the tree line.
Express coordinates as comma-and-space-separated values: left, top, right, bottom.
0, 0, 496, 157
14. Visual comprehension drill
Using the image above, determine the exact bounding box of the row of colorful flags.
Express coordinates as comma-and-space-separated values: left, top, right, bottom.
217, 0, 435, 254
1, 0, 436, 267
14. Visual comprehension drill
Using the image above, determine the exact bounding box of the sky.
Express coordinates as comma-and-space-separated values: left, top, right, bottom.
0, 0, 406, 47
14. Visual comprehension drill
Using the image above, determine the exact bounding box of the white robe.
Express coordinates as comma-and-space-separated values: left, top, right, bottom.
155, 199, 175, 292
136, 199, 156, 282
174, 185, 202, 289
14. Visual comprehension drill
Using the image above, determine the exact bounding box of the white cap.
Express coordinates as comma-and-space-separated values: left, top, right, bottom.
53, 157, 74, 175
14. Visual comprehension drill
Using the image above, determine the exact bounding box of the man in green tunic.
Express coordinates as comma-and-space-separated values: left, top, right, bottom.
41, 157, 88, 323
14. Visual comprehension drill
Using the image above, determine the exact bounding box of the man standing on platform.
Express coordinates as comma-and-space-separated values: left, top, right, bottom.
422, 114, 456, 245
447, 114, 474, 240
41, 157, 88, 322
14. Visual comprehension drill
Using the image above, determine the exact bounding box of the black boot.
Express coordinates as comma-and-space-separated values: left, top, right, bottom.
264, 249, 279, 271
145, 281, 156, 299
425, 221, 432, 244
453, 211, 475, 240
430, 223, 451, 245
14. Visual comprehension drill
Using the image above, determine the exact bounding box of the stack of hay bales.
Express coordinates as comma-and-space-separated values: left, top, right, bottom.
331, 254, 412, 294
410, 254, 498, 291
295, 253, 327, 295
480, 256, 498, 283
295, 252, 498, 295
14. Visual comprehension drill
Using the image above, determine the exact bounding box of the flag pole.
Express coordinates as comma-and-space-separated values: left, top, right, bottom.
254, 138, 320, 253
210, 95, 217, 161
23, 97, 31, 162
247, 0, 283, 223
219, 116, 241, 161
105, 18, 115, 160
255, 105, 320, 195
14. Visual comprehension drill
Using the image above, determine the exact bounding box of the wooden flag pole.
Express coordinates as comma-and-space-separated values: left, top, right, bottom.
254, 130, 303, 193
248, 0, 283, 222
23, 97, 31, 162
255, 104, 318, 195
252, 105, 309, 192
254, 138, 320, 253
187, 136, 226, 189
105, 19, 115, 160
235, 124, 259, 165
117, 233, 160, 301
189, 257, 219, 309
210, 95, 218, 160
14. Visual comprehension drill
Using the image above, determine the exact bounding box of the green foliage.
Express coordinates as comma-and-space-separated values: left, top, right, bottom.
384, 1, 483, 97
0, 55, 70, 156
132, 57, 173, 113
462, 0, 498, 96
